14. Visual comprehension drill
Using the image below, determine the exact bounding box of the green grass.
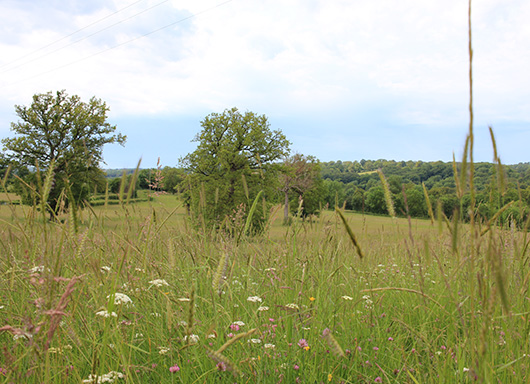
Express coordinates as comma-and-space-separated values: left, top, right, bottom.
0, 193, 528, 383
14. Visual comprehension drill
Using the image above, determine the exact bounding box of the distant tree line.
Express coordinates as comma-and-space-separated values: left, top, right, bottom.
318, 160, 530, 226
3, 90, 527, 229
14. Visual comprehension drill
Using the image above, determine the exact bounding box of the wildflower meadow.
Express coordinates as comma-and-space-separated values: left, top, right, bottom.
0, 189, 529, 383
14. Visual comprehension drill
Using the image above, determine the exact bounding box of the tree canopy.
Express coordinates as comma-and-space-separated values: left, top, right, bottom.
2, 90, 126, 212
180, 108, 290, 232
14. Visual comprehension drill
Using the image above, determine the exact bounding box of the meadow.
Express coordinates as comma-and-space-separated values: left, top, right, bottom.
1, 189, 529, 384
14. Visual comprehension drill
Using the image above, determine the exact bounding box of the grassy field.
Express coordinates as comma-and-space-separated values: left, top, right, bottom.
1, 192, 528, 384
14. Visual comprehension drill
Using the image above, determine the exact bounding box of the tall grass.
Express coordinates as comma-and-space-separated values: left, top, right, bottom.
1, 1, 528, 383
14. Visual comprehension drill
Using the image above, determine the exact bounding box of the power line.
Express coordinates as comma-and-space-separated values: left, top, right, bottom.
0, 0, 147, 70
1, 0, 172, 74
4, 0, 234, 87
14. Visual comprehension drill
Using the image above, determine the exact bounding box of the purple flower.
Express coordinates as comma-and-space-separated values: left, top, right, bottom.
230, 324, 240, 331
375, 377, 383, 383
293, 364, 299, 370
297, 339, 309, 349
388, 337, 394, 341
216, 362, 227, 371
169, 365, 180, 373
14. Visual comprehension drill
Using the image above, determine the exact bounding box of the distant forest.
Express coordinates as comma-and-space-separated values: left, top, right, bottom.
106, 159, 530, 225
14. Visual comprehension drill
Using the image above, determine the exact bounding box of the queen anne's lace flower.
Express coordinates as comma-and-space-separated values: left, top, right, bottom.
247, 296, 262, 303
149, 279, 169, 287
158, 347, 170, 355
96, 310, 117, 318
183, 334, 199, 344
82, 371, 124, 383
107, 293, 132, 306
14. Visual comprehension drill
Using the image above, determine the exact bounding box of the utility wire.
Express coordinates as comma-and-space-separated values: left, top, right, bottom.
4, 0, 233, 87
1, 0, 172, 74
0, 0, 148, 70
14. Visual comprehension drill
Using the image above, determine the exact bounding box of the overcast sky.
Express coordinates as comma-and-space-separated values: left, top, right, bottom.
1, 0, 529, 169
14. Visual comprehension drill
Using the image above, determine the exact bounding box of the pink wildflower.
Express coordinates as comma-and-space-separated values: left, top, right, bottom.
169, 365, 180, 373
297, 339, 309, 349
375, 376, 382, 383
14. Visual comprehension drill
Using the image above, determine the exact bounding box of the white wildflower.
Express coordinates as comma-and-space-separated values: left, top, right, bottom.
158, 347, 170, 355
302, 327, 311, 330
0, 305, 4, 309
264, 268, 276, 272
341, 295, 354, 301
82, 371, 124, 383
178, 321, 188, 326
149, 279, 169, 287
285, 303, 299, 310
207, 334, 216, 339
95, 310, 117, 318
107, 293, 132, 306
100, 266, 111, 272
177, 297, 190, 302
13, 333, 31, 341
150, 312, 161, 317
135, 268, 145, 273
183, 334, 199, 344
247, 296, 262, 303
232, 321, 245, 327
257, 306, 269, 311
463, 367, 470, 373
29, 265, 45, 273
264, 343, 275, 349
249, 338, 262, 344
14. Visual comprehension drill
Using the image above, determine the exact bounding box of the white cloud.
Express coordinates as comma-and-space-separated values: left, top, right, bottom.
0, 0, 529, 165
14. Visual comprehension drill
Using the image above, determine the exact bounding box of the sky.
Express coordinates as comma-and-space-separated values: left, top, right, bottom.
0, 0, 529, 169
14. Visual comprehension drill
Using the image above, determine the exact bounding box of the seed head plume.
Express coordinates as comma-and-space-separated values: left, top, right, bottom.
212, 251, 230, 295
322, 328, 346, 358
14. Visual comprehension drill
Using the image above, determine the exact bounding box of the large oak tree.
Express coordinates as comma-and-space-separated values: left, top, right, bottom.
2, 90, 126, 212
180, 108, 290, 232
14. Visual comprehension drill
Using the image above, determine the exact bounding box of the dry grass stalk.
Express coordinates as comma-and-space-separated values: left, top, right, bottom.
335, 207, 364, 259
377, 169, 395, 218
322, 328, 345, 358
186, 286, 196, 341
212, 252, 229, 295
216, 328, 257, 354
206, 347, 243, 377
44, 275, 82, 350
422, 182, 435, 225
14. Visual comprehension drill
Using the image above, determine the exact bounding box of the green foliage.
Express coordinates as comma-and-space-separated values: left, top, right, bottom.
180, 108, 290, 232
365, 186, 386, 214
2, 90, 126, 213
280, 154, 323, 222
